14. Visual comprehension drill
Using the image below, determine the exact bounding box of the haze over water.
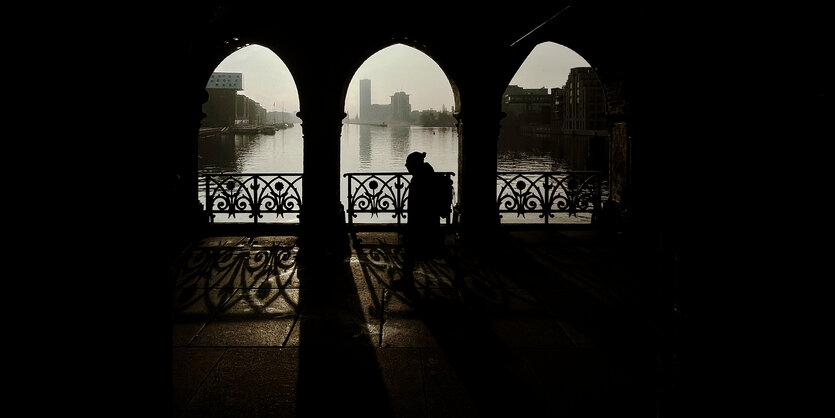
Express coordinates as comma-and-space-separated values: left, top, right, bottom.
197, 124, 591, 175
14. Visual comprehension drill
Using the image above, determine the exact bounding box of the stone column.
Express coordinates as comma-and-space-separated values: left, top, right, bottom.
171, 80, 213, 246
455, 97, 504, 240
297, 108, 349, 257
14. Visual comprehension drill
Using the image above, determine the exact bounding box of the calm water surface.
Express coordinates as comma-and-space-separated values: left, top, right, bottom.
198, 124, 604, 223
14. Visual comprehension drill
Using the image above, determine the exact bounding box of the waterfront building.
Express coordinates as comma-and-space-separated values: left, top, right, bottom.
202, 72, 267, 127
202, 72, 243, 128
502, 85, 562, 135
234, 95, 266, 126
563, 67, 606, 132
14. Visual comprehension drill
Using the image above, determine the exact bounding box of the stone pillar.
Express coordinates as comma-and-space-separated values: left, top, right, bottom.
297, 108, 349, 258
170, 80, 213, 247
455, 98, 504, 240
599, 78, 630, 232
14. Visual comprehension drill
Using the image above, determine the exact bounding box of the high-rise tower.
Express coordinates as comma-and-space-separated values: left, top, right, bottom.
359, 79, 371, 122
390, 91, 411, 123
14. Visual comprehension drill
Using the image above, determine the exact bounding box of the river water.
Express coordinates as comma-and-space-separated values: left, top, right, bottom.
198, 124, 605, 223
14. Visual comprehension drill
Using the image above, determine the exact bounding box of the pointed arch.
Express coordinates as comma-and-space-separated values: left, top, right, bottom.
198, 44, 304, 224
498, 41, 610, 224
342, 43, 459, 123
340, 43, 461, 225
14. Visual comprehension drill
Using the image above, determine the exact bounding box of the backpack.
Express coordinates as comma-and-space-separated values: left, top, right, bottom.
433, 174, 454, 218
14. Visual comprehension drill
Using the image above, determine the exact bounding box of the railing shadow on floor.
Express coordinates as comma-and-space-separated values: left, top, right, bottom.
348, 231, 571, 416
348, 229, 661, 416
172, 225, 658, 417
172, 234, 395, 417
172, 232, 563, 415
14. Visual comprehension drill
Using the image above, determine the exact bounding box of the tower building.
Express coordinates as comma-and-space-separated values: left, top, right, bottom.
360, 79, 371, 122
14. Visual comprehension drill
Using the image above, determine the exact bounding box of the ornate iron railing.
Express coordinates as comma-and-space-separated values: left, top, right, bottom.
201, 171, 601, 226
343, 172, 455, 227
204, 173, 303, 223
497, 171, 602, 223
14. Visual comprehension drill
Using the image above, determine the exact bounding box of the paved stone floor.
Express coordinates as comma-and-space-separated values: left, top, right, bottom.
171, 229, 665, 417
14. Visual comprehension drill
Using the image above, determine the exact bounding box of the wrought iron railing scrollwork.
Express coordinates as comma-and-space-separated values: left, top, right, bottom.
497, 171, 602, 223
201, 171, 600, 226
344, 172, 455, 227
204, 173, 303, 223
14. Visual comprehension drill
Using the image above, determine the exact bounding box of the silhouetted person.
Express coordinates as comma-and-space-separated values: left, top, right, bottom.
395, 151, 444, 288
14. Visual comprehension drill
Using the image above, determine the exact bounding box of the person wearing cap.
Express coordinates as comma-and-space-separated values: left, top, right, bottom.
396, 151, 442, 288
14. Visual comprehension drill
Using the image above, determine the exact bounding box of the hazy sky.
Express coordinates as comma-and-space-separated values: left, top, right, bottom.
213, 42, 590, 117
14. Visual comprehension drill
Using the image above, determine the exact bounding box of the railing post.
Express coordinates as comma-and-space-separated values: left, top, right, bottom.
346, 174, 354, 229
251, 175, 259, 224
445, 173, 452, 225
205, 174, 213, 224
593, 173, 602, 224
395, 173, 402, 228
543, 174, 550, 225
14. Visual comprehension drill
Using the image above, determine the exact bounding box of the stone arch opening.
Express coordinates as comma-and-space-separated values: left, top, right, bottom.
498, 41, 609, 224
340, 43, 460, 225
198, 44, 303, 224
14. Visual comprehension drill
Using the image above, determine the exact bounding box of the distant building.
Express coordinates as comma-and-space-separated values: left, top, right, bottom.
206, 72, 243, 90
502, 85, 561, 135
359, 79, 390, 123
563, 67, 606, 132
202, 72, 268, 127
359, 79, 372, 122
236, 95, 266, 125
202, 72, 243, 128
358, 79, 411, 124
503, 86, 554, 115
500, 67, 607, 136
363, 104, 390, 124
390, 91, 411, 123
